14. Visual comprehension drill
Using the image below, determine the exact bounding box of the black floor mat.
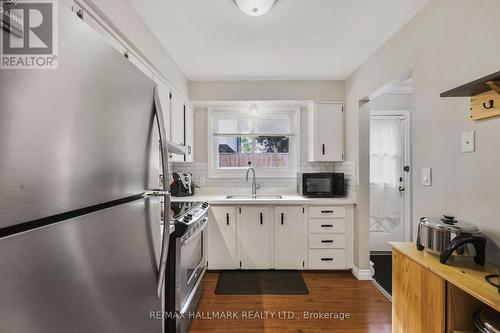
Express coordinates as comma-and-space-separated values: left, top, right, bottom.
370, 254, 392, 295
215, 270, 309, 295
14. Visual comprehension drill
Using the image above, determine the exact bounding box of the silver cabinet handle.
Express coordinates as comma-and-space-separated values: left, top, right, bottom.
167, 141, 186, 155
153, 86, 172, 297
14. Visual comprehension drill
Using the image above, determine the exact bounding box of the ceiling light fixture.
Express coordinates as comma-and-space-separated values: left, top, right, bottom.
233, 0, 277, 17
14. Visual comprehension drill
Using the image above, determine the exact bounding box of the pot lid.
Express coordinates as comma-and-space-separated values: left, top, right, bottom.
474, 308, 500, 333
419, 215, 480, 233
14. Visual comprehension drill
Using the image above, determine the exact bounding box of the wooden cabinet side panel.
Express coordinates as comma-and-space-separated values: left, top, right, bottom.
421, 267, 446, 333
392, 249, 445, 333
446, 283, 486, 333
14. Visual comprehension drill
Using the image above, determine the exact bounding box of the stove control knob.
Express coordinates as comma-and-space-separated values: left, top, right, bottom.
202, 202, 209, 209
183, 214, 193, 223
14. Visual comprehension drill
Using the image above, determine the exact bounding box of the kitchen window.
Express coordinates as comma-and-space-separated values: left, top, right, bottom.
208, 107, 300, 178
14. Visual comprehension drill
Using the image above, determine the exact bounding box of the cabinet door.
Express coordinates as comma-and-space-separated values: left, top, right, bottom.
314, 104, 344, 161
155, 82, 171, 141
184, 104, 194, 163
239, 207, 272, 269
207, 207, 237, 269
170, 93, 185, 162
275, 206, 304, 269
392, 249, 445, 333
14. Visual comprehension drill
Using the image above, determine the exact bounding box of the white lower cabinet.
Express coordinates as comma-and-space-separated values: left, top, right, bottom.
309, 249, 346, 269
275, 206, 304, 269
207, 206, 237, 269
238, 207, 272, 269
206, 204, 354, 271
307, 205, 354, 270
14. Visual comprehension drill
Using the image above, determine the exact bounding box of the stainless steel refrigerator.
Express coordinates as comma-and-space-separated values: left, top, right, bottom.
0, 6, 173, 332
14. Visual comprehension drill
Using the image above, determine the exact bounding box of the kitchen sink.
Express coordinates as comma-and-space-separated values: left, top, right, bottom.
225, 195, 283, 200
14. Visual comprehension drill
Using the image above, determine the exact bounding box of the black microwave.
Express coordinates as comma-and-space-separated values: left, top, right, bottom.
298, 173, 346, 198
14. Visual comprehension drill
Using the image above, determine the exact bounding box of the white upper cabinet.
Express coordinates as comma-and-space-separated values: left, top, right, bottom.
170, 93, 194, 162
170, 92, 185, 147
155, 81, 171, 141
308, 103, 344, 162
184, 104, 194, 163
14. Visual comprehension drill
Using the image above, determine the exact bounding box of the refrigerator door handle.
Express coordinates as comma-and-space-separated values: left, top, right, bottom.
144, 190, 171, 297
153, 85, 173, 297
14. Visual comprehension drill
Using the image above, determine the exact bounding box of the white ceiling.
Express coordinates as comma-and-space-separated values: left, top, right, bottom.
128, 0, 429, 81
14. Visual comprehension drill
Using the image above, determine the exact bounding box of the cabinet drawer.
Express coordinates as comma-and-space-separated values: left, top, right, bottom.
309, 206, 345, 219
309, 250, 346, 269
309, 219, 345, 233
309, 234, 345, 249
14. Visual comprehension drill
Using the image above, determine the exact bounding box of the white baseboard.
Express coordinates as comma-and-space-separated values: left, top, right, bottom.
351, 265, 373, 280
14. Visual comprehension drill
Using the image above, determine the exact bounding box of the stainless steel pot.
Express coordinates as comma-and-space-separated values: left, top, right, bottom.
473, 307, 500, 333
416, 215, 486, 265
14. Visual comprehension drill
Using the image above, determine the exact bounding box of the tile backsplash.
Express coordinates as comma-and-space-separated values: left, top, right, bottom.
171, 161, 356, 195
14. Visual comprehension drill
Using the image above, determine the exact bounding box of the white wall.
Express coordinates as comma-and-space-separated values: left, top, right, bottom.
82, 0, 189, 98
346, 0, 500, 268
189, 80, 345, 163
370, 93, 412, 111
173, 80, 352, 192
189, 80, 345, 101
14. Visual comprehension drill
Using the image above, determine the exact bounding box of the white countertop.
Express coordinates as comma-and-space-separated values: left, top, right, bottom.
171, 192, 356, 205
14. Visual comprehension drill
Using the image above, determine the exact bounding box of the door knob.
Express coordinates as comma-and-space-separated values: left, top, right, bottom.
399, 186, 405, 192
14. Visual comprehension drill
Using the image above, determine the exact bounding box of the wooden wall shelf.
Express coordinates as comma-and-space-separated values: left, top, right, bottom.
441, 71, 500, 97
441, 71, 500, 120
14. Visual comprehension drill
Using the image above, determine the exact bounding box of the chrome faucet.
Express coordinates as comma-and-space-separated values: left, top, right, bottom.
245, 166, 260, 196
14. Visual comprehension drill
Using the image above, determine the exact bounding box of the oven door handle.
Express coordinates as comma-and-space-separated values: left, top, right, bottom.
181, 216, 208, 246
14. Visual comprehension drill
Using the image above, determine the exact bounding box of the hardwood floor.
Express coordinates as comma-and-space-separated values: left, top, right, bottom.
188, 271, 391, 333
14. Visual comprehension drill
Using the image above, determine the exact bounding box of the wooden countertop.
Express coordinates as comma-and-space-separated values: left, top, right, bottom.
390, 242, 500, 312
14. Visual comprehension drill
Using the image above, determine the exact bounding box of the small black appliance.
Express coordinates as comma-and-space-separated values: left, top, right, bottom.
298, 172, 345, 198
171, 172, 195, 197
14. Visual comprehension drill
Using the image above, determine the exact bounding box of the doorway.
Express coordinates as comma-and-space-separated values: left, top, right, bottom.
369, 110, 411, 251
367, 76, 413, 297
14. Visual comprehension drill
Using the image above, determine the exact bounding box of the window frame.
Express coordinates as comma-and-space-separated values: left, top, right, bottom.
208, 106, 300, 179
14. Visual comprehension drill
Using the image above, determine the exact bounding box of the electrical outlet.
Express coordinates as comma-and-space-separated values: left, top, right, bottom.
421, 168, 432, 186
462, 131, 475, 153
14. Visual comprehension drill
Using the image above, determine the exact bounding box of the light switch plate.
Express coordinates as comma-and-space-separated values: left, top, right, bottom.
462, 131, 475, 153
421, 168, 432, 186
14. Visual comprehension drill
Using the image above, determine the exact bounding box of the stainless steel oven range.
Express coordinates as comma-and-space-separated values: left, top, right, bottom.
165, 201, 209, 333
